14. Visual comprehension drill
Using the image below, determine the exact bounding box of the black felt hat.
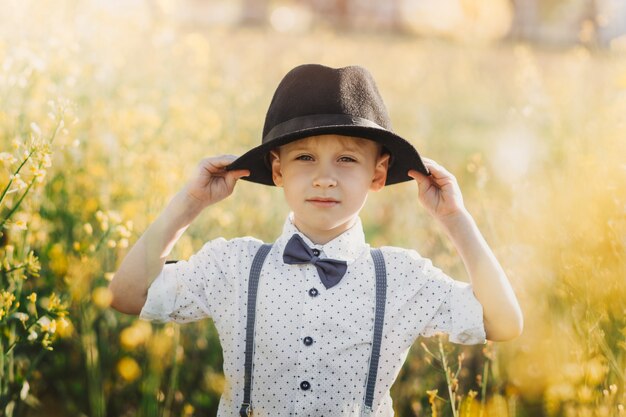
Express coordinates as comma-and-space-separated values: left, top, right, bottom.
227, 64, 429, 185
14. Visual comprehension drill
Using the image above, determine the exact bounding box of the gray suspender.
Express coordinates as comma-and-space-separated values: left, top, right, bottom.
240, 244, 273, 417
365, 248, 387, 414
239, 245, 387, 417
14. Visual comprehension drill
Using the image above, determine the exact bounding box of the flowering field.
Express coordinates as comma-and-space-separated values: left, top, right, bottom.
0, 2, 625, 417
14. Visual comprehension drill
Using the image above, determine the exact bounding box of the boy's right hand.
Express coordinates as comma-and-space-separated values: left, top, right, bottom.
182, 155, 250, 210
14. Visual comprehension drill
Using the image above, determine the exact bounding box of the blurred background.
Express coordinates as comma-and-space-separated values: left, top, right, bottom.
0, 0, 625, 416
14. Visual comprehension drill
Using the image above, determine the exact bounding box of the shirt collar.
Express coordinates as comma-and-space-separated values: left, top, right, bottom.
275, 213, 368, 263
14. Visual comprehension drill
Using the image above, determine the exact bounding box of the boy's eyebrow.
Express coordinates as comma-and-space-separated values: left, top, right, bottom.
284, 143, 368, 154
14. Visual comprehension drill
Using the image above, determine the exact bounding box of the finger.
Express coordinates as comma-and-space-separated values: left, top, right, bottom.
408, 169, 433, 190
419, 158, 447, 179
202, 155, 240, 172
407, 169, 427, 181
229, 169, 250, 180
223, 168, 250, 188
421, 160, 455, 181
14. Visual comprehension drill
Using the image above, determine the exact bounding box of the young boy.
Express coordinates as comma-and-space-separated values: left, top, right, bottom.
109, 64, 523, 417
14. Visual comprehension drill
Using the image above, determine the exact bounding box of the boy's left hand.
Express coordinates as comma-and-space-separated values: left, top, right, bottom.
408, 158, 467, 222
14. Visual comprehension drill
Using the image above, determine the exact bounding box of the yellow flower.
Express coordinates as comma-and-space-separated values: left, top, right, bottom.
41, 153, 52, 168
0, 152, 17, 164
116, 224, 131, 238
120, 321, 152, 349
11, 219, 28, 231
28, 165, 46, 182
426, 389, 439, 417
42, 292, 63, 311
91, 287, 113, 309
35, 171, 46, 183
38, 316, 57, 334
25, 251, 40, 277
8, 175, 28, 193
204, 370, 226, 394
13, 312, 29, 323
30, 122, 42, 138
182, 404, 194, 417
117, 357, 141, 382
1, 291, 16, 309
55, 317, 74, 338
576, 385, 594, 404
107, 211, 121, 224
83, 223, 93, 235
27, 292, 37, 303
585, 357, 608, 385
48, 243, 68, 276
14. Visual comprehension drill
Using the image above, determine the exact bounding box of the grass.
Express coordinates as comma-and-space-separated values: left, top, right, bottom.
0, 1, 624, 416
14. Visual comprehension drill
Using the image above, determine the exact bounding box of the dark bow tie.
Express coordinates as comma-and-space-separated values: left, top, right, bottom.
283, 234, 348, 289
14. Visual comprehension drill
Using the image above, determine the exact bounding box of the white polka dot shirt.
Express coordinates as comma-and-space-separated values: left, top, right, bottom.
140, 215, 486, 416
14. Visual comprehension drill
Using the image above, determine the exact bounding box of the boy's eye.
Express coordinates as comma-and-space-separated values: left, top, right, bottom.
295, 154, 314, 161
338, 156, 357, 163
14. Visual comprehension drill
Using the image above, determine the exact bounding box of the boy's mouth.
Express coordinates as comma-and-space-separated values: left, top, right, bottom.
306, 197, 340, 207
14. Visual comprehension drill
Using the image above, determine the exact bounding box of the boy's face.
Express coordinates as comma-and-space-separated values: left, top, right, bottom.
270, 134, 390, 244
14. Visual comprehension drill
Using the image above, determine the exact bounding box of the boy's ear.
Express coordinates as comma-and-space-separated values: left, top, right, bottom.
269, 150, 283, 187
370, 153, 390, 192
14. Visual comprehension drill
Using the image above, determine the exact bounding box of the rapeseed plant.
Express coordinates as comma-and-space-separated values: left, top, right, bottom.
0, 115, 67, 415
1, 1, 625, 416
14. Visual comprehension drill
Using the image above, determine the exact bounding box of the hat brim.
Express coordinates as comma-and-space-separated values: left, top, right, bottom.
227, 124, 429, 186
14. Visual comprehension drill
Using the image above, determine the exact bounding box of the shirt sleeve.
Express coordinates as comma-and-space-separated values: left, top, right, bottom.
139, 236, 260, 324
420, 277, 486, 345
382, 246, 486, 346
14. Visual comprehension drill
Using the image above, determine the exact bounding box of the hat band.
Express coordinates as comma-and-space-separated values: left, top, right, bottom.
263, 114, 389, 144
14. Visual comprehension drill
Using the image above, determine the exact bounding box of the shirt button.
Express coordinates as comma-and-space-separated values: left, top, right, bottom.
312, 249, 320, 256
303, 336, 313, 346
300, 380, 311, 390
308, 288, 319, 297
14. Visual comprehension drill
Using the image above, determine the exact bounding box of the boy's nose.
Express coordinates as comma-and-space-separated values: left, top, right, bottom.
313, 176, 337, 188
312, 166, 337, 188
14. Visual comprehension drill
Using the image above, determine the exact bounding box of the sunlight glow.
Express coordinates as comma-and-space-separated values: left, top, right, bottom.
490, 123, 543, 184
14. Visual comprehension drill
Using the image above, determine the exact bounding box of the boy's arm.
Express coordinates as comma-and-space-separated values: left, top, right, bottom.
409, 159, 523, 342
109, 155, 249, 315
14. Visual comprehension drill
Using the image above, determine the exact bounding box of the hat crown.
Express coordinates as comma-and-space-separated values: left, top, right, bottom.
226, 63, 428, 186
262, 64, 392, 140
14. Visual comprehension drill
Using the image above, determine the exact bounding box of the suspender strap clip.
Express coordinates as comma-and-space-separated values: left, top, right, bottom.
239, 403, 252, 417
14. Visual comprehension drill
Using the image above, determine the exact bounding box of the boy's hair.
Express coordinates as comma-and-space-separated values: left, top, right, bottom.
227, 64, 429, 185
266, 135, 389, 166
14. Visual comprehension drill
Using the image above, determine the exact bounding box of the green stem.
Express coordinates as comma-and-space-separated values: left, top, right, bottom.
0, 336, 5, 399
438, 338, 458, 417
48, 116, 63, 145
0, 149, 35, 208
94, 228, 113, 253
479, 359, 489, 417
2, 264, 27, 274
162, 325, 181, 417
0, 172, 37, 231
0, 113, 62, 218
80, 306, 105, 417
4, 318, 40, 356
